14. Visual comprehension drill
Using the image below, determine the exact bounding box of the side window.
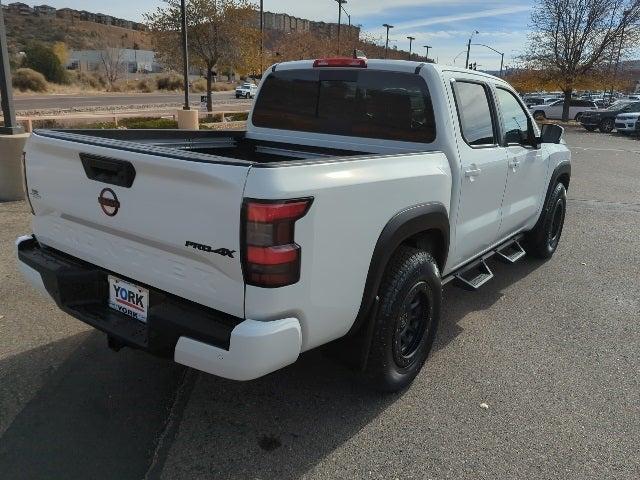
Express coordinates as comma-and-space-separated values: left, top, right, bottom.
453, 81, 496, 147
496, 88, 530, 145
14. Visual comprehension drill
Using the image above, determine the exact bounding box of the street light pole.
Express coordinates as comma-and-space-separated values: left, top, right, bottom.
423, 45, 431, 61
611, 9, 630, 98
382, 23, 394, 58
471, 43, 504, 77
407, 36, 415, 59
260, 0, 263, 74
465, 30, 479, 69
335, 0, 347, 56
0, 3, 20, 134
180, 0, 190, 110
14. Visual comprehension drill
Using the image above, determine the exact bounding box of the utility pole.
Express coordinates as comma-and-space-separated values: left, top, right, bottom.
465, 30, 479, 69
382, 23, 394, 59
423, 45, 431, 62
180, 0, 190, 110
407, 36, 415, 59
335, 0, 347, 56
611, 9, 630, 99
0, 2, 20, 134
260, 0, 264, 74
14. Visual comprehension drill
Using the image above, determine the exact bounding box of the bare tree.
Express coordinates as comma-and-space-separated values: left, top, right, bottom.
145, 0, 259, 112
527, 0, 640, 120
99, 47, 126, 91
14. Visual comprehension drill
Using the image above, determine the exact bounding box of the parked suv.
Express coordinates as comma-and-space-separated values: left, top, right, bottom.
580, 101, 640, 132
615, 111, 640, 134
530, 99, 597, 121
235, 82, 258, 99
17, 59, 570, 392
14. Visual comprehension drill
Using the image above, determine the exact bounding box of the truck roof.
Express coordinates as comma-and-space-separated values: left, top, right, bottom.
270, 58, 506, 83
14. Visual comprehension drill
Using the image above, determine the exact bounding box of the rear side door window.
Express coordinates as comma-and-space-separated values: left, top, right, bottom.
452, 81, 497, 147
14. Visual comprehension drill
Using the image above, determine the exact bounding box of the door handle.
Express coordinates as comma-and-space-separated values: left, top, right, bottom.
508, 158, 520, 171
464, 166, 482, 178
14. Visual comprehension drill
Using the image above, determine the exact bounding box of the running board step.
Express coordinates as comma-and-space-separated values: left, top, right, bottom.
454, 259, 494, 291
496, 240, 526, 264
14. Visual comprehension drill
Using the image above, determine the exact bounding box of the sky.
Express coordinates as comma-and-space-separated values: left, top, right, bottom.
18, 0, 534, 70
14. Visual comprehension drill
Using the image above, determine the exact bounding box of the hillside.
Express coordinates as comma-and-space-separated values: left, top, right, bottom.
4, 11, 152, 52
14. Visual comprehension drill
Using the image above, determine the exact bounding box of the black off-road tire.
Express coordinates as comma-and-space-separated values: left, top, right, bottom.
599, 118, 615, 133
524, 182, 567, 259
363, 246, 442, 392
575, 113, 584, 122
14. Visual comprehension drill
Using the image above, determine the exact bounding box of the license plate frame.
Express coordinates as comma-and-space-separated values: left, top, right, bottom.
108, 275, 149, 323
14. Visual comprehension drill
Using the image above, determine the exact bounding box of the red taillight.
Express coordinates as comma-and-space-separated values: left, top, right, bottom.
242, 198, 313, 288
313, 58, 367, 68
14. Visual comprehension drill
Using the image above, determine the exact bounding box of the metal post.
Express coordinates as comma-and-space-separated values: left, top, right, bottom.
260, 0, 264, 73
611, 11, 629, 99
0, 3, 21, 134
499, 52, 504, 78
383, 24, 393, 59
465, 31, 478, 69
407, 36, 415, 60
423, 45, 431, 61
335, 0, 347, 56
180, 0, 190, 110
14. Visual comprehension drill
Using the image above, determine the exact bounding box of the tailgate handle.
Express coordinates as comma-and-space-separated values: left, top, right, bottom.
80, 153, 136, 188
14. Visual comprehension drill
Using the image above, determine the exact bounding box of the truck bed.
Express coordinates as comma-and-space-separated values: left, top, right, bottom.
39, 129, 368, 165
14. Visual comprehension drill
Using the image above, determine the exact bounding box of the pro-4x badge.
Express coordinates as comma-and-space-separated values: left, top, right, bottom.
185, 241, 235, 258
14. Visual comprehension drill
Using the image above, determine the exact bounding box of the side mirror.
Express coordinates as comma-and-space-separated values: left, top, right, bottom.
538, 123, 564, 145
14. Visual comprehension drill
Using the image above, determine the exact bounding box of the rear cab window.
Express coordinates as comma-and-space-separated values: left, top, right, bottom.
252, 69, 436, 143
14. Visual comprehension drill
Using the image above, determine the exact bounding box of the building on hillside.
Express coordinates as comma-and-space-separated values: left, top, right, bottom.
95, 13, 114, 25
68, 49, 163, 74
56, 8, 81, 21
258, 11, 359, 39
79, 10, 97, 22
34, 5, 56, 16
7, 2, 33, 16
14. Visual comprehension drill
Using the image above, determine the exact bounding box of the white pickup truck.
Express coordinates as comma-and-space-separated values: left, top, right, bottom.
17, 58, 571, 392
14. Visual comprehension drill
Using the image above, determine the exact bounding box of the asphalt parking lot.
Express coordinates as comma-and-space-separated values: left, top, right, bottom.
1, 127, 639, 479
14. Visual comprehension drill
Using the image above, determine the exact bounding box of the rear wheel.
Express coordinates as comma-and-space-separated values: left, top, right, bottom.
524, 183, 567, 259
574, 113, 583, 122
599, 118, 615, 133
363, 246, 442, 392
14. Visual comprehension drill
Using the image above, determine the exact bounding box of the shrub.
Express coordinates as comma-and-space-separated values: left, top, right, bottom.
156, 74, 183, 91
226, 112, 249, 122
24, 42, 68, 84
136, 78, 154, 93
12, 68, 48, 92
119, 117, 178, 129
74, 71, 107, 90
192, 78, 207, 93
211, 82, 236, 92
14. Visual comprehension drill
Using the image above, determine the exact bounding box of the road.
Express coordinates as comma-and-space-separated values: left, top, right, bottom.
14, 91, 250, 111
1, 127, 639, 479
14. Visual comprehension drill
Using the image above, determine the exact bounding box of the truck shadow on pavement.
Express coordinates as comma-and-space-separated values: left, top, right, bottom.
0, 258, 544, 480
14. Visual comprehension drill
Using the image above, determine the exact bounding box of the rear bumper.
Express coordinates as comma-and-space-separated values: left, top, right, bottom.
16, 235, 301, 381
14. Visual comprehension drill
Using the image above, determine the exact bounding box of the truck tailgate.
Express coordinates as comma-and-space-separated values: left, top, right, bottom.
25, 132, 251, 318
